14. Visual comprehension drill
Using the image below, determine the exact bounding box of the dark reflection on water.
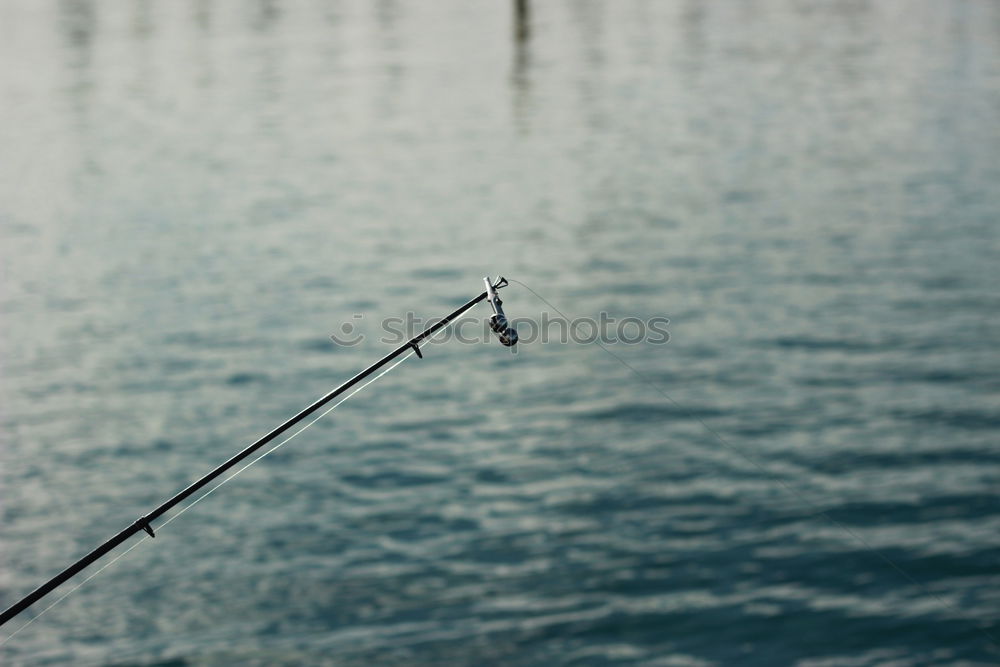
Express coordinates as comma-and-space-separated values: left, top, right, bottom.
1, 0, 999, 664
57, 0, 95, 133
510, 0, 532, 135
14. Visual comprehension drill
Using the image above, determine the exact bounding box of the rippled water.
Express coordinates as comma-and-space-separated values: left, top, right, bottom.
2, 1, 999, 664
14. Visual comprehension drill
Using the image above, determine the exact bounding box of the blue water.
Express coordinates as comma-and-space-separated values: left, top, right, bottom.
1, 1, 999, 664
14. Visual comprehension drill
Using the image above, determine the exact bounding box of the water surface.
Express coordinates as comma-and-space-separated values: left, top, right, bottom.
1, 1, 999, 664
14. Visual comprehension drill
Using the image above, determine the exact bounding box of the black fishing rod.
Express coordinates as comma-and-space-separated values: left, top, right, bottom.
0, 276, 519, 629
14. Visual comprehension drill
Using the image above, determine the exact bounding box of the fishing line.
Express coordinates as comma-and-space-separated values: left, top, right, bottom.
508, 278, 998, 647
0, 536, 151, 646
157, 349, 417, 533
0, 353, 412, 645
0, 307, 475, 646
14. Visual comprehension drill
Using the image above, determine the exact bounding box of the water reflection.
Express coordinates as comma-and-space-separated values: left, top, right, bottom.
514, 0, 530, 42
192, 0, 215, 89
133, 0, 154, 39
680, 0, 707, 77
192, 0, 212, 31
510, 0, 532, 133
252, 0, 280, 33
569, 0, 605, 69
251, 0, 283, 132
128, 0, 154, 102
569, 0, 607, 132
56, 0, 95, 123
374, 0, 404, 122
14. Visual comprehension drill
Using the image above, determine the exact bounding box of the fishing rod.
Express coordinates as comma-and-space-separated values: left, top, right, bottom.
0, 276, 519, 629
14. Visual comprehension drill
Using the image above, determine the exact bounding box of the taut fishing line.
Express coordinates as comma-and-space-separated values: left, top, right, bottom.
507, 278, 998, 648
0, 298, 480, 646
